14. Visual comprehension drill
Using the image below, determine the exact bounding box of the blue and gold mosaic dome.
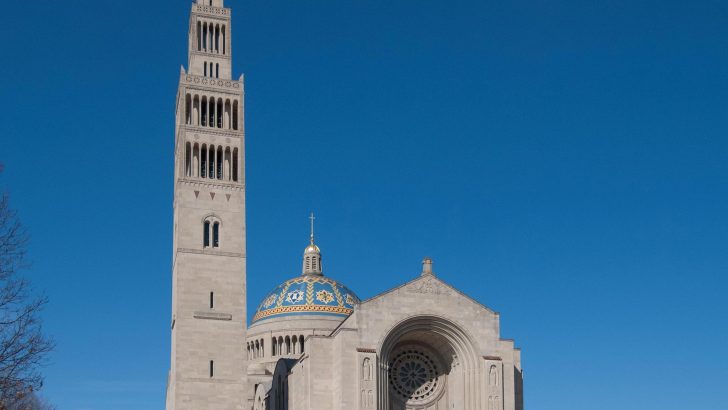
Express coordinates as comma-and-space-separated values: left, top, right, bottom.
252, 275, 360, 324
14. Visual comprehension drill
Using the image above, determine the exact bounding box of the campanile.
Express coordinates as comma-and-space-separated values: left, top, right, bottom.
166, 1, 246, 408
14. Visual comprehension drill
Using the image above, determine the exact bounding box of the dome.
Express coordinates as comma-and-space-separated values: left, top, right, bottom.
252, 275, 360, 324
304, 243, 320, 254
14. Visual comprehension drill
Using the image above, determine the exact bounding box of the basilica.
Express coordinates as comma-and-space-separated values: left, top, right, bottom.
165, 2, 523, 410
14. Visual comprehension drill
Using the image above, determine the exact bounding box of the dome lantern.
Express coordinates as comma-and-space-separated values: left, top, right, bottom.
302, 213, 322, 275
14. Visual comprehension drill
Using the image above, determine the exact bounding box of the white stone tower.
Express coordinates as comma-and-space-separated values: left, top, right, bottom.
166, 0, 246, 409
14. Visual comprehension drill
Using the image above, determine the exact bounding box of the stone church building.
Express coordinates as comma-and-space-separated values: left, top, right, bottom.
165, 1, 523, 409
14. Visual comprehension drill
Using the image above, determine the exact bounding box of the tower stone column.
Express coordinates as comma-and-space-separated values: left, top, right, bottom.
166, 1, 247, 409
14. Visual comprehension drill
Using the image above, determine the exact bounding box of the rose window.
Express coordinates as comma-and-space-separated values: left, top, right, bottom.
389, 348, 441, 404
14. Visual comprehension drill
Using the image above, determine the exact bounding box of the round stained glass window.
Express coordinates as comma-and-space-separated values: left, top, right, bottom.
389, 348, 441, 404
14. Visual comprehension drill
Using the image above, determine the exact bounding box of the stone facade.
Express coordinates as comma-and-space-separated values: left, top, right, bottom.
166, 2, 523, 410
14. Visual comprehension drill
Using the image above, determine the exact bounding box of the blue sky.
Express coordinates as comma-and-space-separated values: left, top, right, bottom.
1, 0, 727, 408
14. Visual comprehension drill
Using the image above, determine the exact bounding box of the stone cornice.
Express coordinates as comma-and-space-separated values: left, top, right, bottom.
190, 50, 233, 60
177, 247, 245, 258
192, 4, 230, 17
180, 73, 243, 94
182, 125, 243, 138
177, 178, 244, 191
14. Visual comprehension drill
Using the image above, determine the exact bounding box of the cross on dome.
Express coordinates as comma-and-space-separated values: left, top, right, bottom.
309, 212, 315, 245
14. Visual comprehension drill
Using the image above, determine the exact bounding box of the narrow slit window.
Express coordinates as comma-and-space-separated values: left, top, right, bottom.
209, 360, 214, 378
210, 292, 214, 309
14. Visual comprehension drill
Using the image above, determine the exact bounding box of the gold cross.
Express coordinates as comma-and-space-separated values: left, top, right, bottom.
309, 212, 315, 244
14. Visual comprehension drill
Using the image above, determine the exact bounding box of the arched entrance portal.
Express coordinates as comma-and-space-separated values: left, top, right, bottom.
378, 316, 480, 410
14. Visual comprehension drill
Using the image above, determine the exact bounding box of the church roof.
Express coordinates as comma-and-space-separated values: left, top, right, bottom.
251, 274, 360, 324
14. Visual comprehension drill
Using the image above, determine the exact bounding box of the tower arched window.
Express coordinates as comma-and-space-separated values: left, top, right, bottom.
202, 22, 207, 51
232, 100, 239, 130
232, 148, 239, 182
216, 100, 223, 128
197, 21, 202, 51
203, 221, 210, 247
200, 145, 207, 178
185, 94, 191, 125
203, 216, 221, 248
212, 222, 220, 247
216, 146, 223, 178
201, 97, 207, 127
185, 142, 191, 177
208, 144, 215, 178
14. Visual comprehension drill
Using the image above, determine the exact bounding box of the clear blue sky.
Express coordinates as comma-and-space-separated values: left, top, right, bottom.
1, 0, 727, 408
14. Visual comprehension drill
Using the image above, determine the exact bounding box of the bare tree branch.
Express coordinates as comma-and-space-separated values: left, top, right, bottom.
0, 169, 54, 408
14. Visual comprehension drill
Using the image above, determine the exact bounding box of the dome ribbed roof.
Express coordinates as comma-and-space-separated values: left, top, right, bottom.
252, 275, 359, 324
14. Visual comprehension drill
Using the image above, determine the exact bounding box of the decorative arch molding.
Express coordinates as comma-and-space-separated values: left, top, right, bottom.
200, 213, 223, 226
376, 314, 481, 410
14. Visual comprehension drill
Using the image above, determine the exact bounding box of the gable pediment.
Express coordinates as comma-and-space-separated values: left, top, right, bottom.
361, 273, 497, 317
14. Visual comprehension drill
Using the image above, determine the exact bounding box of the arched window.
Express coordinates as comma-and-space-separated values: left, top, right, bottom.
232, 100, 239, 130
200, 96, 207, 126
232, 148, 239, 182
193, 95, 200, 126
203, 216, 221, 248
185, 142, 191, 177
202, 22, 207, 51
200, 145, 207, 178
215, 24, 220, 53
216, 63, 219, 78
222, 25, 226, 55
204, 61, 207, 77
208, 144, 215, 178
212, 222, 219, 247
299, 335, 304, 353
197, 21, 202, 51
193, 143, 200, 177
185, 94, 191, 125
216, 146, 223, 178
272, 337, 277, 356
208, 97, 214, 127
203, 221, 210, 247
216, 100, 223, 128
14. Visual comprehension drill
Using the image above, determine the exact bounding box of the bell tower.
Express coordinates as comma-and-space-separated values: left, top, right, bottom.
166, 0, 247, 409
